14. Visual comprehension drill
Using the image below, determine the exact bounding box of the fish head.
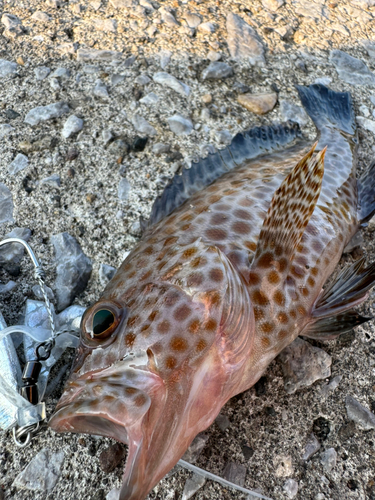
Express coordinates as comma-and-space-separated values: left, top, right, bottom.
49, 239, 255, 500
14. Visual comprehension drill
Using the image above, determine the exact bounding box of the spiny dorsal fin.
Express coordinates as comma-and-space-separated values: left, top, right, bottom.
144, 121, 301, 232
252, 143, 325, 269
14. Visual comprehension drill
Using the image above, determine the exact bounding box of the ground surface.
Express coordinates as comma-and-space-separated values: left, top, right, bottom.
0, 0, 375, 499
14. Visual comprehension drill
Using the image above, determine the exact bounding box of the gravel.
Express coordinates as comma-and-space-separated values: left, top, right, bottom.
1, 0, 375, 499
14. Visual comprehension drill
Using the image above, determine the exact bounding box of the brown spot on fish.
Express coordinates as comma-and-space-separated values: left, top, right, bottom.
182, 247, 198, 259
187, 272, 204, 287
234, 209, 252, 220
196, 339, 207, 352
128, 316, 139, 328
125, 387, 137, 395
261, 337, 271, 348
252, 290, 269, 306
211, 213, 228, 225
254, 307, 264, 321
203, 291, 221, 307
311, 267, 319, 276
204, 318, 217, 331
174, 305, 191, 321
232, 221, 251, 235
134, 394, 147, 407
257, 252, 274, 268
125, 332, 136, 348
141, 324, 151, 336
205, 228, 228, 241
189, 319, 200, 334
267, 270, 280, 285
301, 286, 310, 297
278, 329, 288, 340
140, 270, 153, 281
144, 246, 154, 255
307, 277, 315, 287
260, 322, 275, 334
170, 337, 188, 352
157, 320, 171, 334
209, 194, 222, 204
245, 241, 257, 252
209, 268, 224, 282
148, 311, 158, 322
165, 357, 177, 369
238, 197, 254, 207
180, 213, 194, 222
297, 305, 306, 316
278, 312, 288, 324
181, 224, 191, 231
274, 290, 285, 306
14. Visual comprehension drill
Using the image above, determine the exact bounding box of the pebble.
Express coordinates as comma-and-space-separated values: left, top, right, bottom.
0, 59, 18, 78
132, 114, 157, 136
0, 281, 17, 293
51, 67, 71, 80
279, 100, 309, 127
32, 284, 55, 301
0, 124, 14, 139
51, 232, 92, 311
160, 9, 179, 27
1, 13, 21, 29
184, 12, 202, 28
111, 74, 125, 86
201, 62, 233, 80
13, 448, 65, 491
102, 129, 114, 145
198, 22, 215, 33
215, 413, 230, 431
214, 129, 232, 145
182, 433, 209, 463
320, 448, 337, 473
34, 66, 51, 80
207, 51, 222, 62
5, 109, 20, 120
345, 395, 375, 430
31, 11, 51, 22
238, 92, 277, 115
106, 488, 120, 500
41, 174, 61, 188
62, 115, 84, 138
0, 183, 14, 223
360, 105, 370, 117
152, 143, 170, 155
201, 108, 211, 121
8, 154, 29, 175
99, 264, 117, 286
302, 433, 320, 462
0, 228, 31, 268
99, 443, 126, 473
362, 40, 375, 59
167, 114, 193, 135
279, 338, 331, 394
25, 102, 70, 126
139, 92, 159, 106
76, 48, 121, 62
202, 94, 212, 104
329, 50, 375, 87
118, 178, 131, 201
222, 462, 246, 487
181, 473, 205, 500
132, 136, 148, 152
50, 78, 60, 91
314, 76, 332, 85
136, 74, 151, 85
159, 51, 172, 69
356, 116, 375, 135
153, 72, 190, 97
262, 0, 285, 11
226, 13, 265, 65
94, 79, 109, 99
96, 19, 117, 32
320, 375, 342, 399
274, 455, 294, 477
283, 479, 298, 499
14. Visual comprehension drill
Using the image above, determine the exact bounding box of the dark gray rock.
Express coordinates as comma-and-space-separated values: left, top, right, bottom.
215, 413, 230, 432
202, 62, 233, 80
51, 232, 92, 311
222, 462, 247, 487
345, 395, 375, 430
226, 13, 265, 65
329, 50, 375, 86
182, 433, 209, 463
99, 263, 116, 287
0, 183, 14, 223
302, 433, 321, 460
278, 337, 331, 394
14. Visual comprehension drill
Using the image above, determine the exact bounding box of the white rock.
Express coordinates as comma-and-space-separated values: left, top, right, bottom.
106, 488, 120, 500
94, 79, 109, 98
167, 114, 193, 135
25, 102, 70, 126
62, 115, 84, 138
0, 183, 14, 223
118, 178, 131, 201
41, 174, 61, 188
34, 66, 51, 80
320, 448, 337, 473
207, 51, 222, 62
0, 124, 14, 139
95, 19, 117, 32
13, 448, 65, 492
8, 154, 29, 175
0, 59, 18, 78
356, 116, 375, 134
160, 9, 179, 27
153, 72, 190, 96
1, 13, 21, 29
159, 50, 172, 69
314, 76, 332, 85
50, 78, 60, 90
31, 11, 51, 22
214, 129, 232, 145
198, 22, 215, 33
140, 92, 159, 106
262, 0, 285, 11
51, 67, 71, 79
283, 479, 298, 499
226, 12, 265, 65
77, 48, 121, 62
132, 114, 157, 136
359, 105, 370, 117
136, 74, 151, 85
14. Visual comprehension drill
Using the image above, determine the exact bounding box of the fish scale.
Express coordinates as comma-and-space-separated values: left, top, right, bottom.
50, 85, 375, 500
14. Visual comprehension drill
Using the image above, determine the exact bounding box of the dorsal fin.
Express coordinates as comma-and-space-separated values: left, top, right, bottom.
252, 143, 326, 267
144, 121, 301, 231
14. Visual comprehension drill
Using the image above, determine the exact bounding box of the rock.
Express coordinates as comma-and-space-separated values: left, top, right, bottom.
136, 74, 151, 85
111, 74, 125, 86
132, 114, 157, 136
51, 67, 71, 79
94, 79, 109, 99
202, 62, 233, 80
102, 129, 114, 145
152, 143, 170, 155
338, 420, 356, 441
223, 462, 246, 487
5, 109, 20, 120
254, 376, 267, 396
320, 448, 337, 473
118, 178, 131, 201
160, 9, 179, 27
95, 19, 117, 32
302, 433, 321, 461
56, 305, 86, 333
184, 12, 202, 28
51, 232, 92, 311
207, 51, 222, 62
182, 433, 209, 463
356, 116, 375, 135
202, 94, 212, 104
241, 445, 254, 460
106, 488, 120, 500
99, 264, 116, 287
262, 0, 285, 11
313, 417, 331, 441
362, 40, 375, 59
329, 50, 375, 87
77, 48, 121, 62
159, 50, 172, 69
274, 455, 293, 478
238, 92, 277, 114
198, 22, 215, 33
0, 124, 14, 138
320, 375, 342, 399
181, 473, 205, 500
153, 72, 190, 97
1, 13, 21, 29
139, 92, 159, 106
279, 100, 309, 127
167, 114, 193, 135
25, 102, 70, 126
41, 174, 61, 188
34, 66, 51, 80
13, 448, 65, 491
214, 129, 232, 145
0, 228, 31, 270
359, 105, 370, 117
62, 115, 84, 139
31, 11, 51, 22
32, 284, 55, 301
8, 154, 29, 175
215, 413, 230, 432
0, 184, 13, 224
279, 338, 331, 394
0, 59, 18, 78
226, 13, 265, 65
99, 443, 126, 473
50, 78, 60, 91
283, 479, 298, 499
345, 395, 375, 430
0, 281, 16, 293
132, 136, 148, 152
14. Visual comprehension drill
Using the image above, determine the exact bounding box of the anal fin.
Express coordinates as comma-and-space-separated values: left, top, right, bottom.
302, 311, 371, 341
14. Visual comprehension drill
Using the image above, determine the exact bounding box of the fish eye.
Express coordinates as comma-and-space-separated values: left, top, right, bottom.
82, 301, 124, 344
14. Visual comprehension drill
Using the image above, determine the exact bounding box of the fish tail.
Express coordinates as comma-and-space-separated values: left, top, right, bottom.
296, 84, 356, 138
358, 159, 375, 224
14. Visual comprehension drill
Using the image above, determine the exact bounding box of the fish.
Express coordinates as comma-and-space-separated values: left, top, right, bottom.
49, 84, 375, 500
